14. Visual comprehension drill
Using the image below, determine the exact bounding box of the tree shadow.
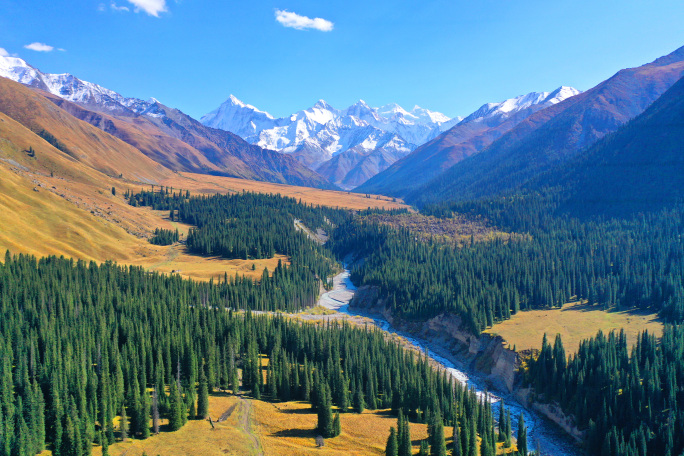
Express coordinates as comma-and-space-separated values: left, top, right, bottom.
281, 406, 315, 414
271, 428, 317, 438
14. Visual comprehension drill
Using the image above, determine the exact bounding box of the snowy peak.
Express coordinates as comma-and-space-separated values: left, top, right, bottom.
200, 94, 275, 138
0, 54, 157, 116
544, 86, 581, 104
462, 86, 580, 124
201, 95, 457, 189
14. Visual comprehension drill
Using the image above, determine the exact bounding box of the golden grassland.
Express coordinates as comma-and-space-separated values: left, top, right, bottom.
165, 172, 408, 211
485, 301, 665, 355
94, 394, 436, 456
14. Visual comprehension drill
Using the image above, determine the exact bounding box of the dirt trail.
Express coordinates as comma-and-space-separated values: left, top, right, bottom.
236, 395, 264, 456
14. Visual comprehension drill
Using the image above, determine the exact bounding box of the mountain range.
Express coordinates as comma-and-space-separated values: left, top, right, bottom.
407, 45, 684, 206
356, 86, 580, 196
535, 71, 684, 217
0, 55, 335, 189
201, 95, 460, 189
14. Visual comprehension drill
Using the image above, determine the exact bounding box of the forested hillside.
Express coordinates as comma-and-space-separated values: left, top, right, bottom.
524, 326, 684, 456
0, 251, 521, 456
331, 201, 684, 334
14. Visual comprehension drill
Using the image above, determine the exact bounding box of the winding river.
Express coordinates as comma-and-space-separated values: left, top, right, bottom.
318, 268, 582, 456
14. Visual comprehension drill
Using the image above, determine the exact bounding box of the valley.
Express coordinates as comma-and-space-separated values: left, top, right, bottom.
1, 25, 683, 456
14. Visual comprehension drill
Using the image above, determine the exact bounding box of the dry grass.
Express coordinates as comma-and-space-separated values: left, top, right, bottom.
92, 394, 440, 456
164, 172, 409, 211
360, 212, 517, 246
485, 301, 665, 355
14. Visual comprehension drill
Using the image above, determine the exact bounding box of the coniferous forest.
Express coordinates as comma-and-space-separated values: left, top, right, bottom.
0, 251, 519, 456
2, 184, 682, 456
331, 197, 684, 334
524, 327, 684, 456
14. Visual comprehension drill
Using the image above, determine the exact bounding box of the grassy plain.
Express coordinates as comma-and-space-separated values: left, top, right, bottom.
165, 172, 408, 211
95, 394, 437, 456
485, 301, 665, 355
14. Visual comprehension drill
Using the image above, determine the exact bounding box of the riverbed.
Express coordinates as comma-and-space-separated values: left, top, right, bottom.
318, 268, 582, 456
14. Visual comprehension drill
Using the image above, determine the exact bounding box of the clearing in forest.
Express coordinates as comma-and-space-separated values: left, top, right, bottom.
485, 301, 664, 355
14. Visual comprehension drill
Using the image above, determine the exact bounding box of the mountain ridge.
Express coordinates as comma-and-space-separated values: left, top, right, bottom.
408, 45, 684, 206
356, 86, 580, 196
0, 55, 336, 189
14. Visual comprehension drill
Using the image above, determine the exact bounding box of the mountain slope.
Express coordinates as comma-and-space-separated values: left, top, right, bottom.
0, 77, 171, 184
356, 87, 579, 196
535, 75, 684, 217
410, 45, 684, 206
201, 96, 458, 189
0, 55, 335, 189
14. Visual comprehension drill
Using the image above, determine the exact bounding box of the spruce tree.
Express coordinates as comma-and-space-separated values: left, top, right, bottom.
398, 410, 412, 456
168, 380, 183, 431
517, 413, 527, 456
332, 412, 341, 437
197, 364, 209, 419
354, 379, 365, 414
385, 427, 398, 456
429, 412, 447, 456
317, 382, 334, 438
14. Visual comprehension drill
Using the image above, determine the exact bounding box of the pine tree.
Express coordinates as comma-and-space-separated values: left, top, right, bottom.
120, 404, 128, 442
452, 421, 462, 456
430, 412, 447, 456
385, 427, 398, 456
332, 412, 341, 437
353, 379, 365, 414
419, 440, 429, 456
197, 364, 209, 419
317, 382, 334, 438
517, 413, 527, 456
168, 380, 183, 431
397, 410, 412, 456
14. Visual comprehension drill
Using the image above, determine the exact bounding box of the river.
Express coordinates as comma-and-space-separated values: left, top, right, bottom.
318, 268, 582, 456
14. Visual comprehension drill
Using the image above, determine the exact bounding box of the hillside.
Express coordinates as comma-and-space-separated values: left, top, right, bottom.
409, 45, 684, 206
536, 74, 684, 217
0, 55, 336, 190
357, 87, 579, 197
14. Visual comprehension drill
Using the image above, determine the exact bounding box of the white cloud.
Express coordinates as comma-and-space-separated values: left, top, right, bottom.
24, 42, 55, 52
0, 48, 9, 57
275, 9, 333, 32
126, 0, 167, 17
111, 3, 130, 12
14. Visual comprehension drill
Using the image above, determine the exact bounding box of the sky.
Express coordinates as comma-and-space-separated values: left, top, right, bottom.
1, 0, 684, 120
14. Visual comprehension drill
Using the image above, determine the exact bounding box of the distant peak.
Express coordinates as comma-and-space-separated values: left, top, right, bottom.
545, 86, 581, 104
148, 97, 160, 104
313, 99, 332, 110
227, 94, 246, 106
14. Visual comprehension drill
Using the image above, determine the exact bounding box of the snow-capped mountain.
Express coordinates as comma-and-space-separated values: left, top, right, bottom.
357, 86, 581, 196
0, 54, 335, 189
460, 86, 581, 124
0, 54, 157, 116
201, 96, 460, 189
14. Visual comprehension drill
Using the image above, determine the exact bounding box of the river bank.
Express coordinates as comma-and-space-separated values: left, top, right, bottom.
318, 268, 583, 456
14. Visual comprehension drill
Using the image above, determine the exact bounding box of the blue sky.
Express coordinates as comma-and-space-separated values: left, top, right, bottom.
1, 0, 684, 120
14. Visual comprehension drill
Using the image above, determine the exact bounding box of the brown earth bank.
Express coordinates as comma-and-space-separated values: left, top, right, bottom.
348, 284, 588, 445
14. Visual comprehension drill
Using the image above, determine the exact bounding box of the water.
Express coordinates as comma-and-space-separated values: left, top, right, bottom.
319, 268, 582, 456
